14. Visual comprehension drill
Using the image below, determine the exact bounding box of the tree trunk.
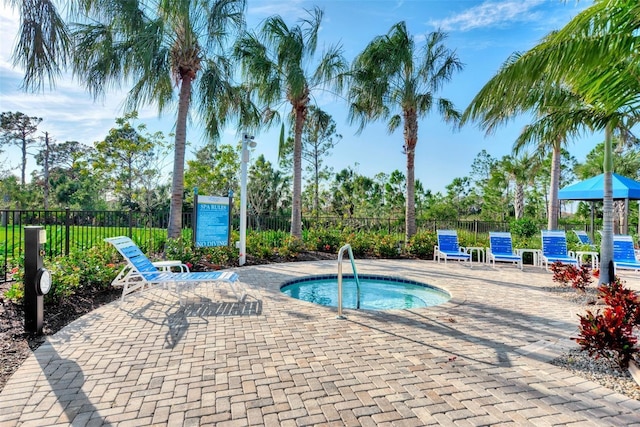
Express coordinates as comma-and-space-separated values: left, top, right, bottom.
599, 123, 614, 284
43, 132, 50, 210
290, 104, 306, 239
547, 138, 561, 230
314, 154, 319, 219
21, 132, 27, 187
167, 75, 193, 238
404, 110, 418, 241
514, 182, 524, 219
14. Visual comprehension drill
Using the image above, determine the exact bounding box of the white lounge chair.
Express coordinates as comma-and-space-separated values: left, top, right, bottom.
613, 234, 640, 272
106, 236, 244, 304
487, 232, 523, 270
435, 230, 471, 264
540, 230, 578, 271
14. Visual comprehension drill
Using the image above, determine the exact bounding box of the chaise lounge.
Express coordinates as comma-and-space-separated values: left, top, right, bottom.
487, 231, 523, 270
106, 236, 244, 304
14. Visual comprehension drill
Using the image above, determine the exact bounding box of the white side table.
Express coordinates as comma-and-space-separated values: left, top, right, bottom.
465, 247, 485, 263
153, 260, 190, 272
575, 251, 599, 269
516, 248, 541, 268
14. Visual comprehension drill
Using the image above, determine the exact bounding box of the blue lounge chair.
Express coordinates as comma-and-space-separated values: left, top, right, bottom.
487, 232, 523, 270
573, 230, 597, 248
435, 230, 471, 264
541, 230, 578, 271
613, 234, 640, 273
106, 236, 244, 304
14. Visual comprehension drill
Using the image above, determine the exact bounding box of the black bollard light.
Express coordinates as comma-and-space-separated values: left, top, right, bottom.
24, 226, 52, 335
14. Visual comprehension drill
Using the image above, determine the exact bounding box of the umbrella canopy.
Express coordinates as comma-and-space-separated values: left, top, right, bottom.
558, 173, 640, 200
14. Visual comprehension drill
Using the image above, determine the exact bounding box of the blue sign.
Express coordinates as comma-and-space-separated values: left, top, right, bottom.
194, 195, 230, 247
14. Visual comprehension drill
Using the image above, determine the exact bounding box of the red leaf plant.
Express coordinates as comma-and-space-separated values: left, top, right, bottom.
574, 305, 638, 369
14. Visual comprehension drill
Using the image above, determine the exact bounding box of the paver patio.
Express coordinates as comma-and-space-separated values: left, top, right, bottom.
1, 260, 639, 426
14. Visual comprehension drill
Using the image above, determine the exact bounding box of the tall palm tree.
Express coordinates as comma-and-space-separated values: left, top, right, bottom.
7, 0, 253, 238
234, 7, 347, 239
463, 0, 640, 282
348, 23, 463, 241
511, 86, 593, 230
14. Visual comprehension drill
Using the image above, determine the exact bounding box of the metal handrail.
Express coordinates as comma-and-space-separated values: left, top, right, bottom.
336, 244, 361, 319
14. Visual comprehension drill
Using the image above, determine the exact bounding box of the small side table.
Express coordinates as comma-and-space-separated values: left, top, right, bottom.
153, 260, 190, 272
516, 248, 541, 268
575, 251, 599, 269
465, 247, 485, 263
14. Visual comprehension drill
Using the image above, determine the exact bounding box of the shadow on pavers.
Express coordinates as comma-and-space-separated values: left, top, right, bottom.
35, 342, 108, 426
121, 293, 263, 349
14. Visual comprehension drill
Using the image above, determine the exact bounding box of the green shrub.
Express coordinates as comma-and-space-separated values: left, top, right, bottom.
510, 218, 538, 238
164, 236, 199, 267
374, 234, 401, 258
406, 230, 436, 259
305, 228, 341, 252
277, 236, 306, 259
2, 245, 123, 303
339, 231, 374, 257
246, 231, 276, 260
200, 245, 238, 267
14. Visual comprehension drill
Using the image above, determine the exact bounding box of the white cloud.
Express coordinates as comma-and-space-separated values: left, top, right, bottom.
247, 0, 308, 21
429, 0, 547, 32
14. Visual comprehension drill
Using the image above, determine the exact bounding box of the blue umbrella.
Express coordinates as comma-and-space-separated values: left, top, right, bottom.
558, 173, 640, 200
558, 173, 640, 236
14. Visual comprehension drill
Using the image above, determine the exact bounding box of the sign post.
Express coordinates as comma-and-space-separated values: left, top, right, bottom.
239, 134, 257, 266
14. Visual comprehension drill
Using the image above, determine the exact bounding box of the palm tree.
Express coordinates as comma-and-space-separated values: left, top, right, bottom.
234, 7, 347, 239
7, 0, 253, 238
500, 152, 541, 220
463, 0, 640, 282
348, 22, 463, 241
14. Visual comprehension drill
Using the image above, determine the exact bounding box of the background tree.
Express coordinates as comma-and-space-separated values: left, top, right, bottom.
234, 6, 347, 239
500, 152, 542, 220
481, 165, 512, 221
247, 155, 291, 229
348, 23, 463, 241
384, 170, 406, 217
329, 167, 380, 219
185, 143, 241, 204
92, 114, 166, 209
445, 177, 474, 217
280, 106, 342, 217
32, 140, 104, 210
0, 111, 42, 187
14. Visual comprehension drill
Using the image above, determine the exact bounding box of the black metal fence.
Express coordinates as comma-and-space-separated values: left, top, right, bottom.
3, 207, 591, 282
0, 208, 190, 281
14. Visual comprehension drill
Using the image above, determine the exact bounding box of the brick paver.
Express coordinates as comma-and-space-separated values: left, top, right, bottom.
1, 260, 639, 426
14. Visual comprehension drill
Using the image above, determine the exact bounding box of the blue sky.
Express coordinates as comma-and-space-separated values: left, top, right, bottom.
0, 0, 600, 194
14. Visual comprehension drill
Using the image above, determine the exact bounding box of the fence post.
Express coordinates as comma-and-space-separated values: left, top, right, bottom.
64, 207, 70, 255
474, 219, 478, 244
128, 210, 133, 238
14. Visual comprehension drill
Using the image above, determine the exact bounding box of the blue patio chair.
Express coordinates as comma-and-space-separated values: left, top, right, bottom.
487, 232, 523, 270
106, 236, 244, 304
613, 234, 640, 272
573, 230, 597, 248
435, 230, 471, 264
541, 230, 578, 271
